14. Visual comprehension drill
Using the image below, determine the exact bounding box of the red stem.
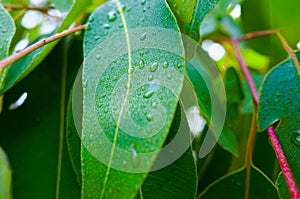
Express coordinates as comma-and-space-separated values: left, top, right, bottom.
268, 127, 300, 198
231, 39, 300, 199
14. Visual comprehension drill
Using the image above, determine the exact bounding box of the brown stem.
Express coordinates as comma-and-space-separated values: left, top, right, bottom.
276, 32, 300, 75
2, 3, 54, 13
0, 24, 86, 72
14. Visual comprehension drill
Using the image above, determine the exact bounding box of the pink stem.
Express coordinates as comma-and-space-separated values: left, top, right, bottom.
268, 127, 300, 199
232, 39, 300, 199
232, 39, 259, 105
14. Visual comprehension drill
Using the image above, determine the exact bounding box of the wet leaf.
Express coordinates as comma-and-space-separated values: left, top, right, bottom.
258, 52, 300, 191
137, 106, 197, 199
276, 172, 290, 199
82, 0, 184, 198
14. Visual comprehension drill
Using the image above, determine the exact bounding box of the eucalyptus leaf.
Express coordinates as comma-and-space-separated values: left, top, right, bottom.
186, 0, 218, 41
137, 105, 197, 199
82, 0, 185, 198
0, 0, 92, 95
258, 52, 300, 190
167, 0, 196, 24
0, 146, 11, 199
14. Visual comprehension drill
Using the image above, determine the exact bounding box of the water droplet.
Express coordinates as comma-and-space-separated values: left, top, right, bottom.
102, 23, 111, 29
167, 74, 172, 79
97, 102, 103, 107
139, 60, 145, 68
128, 67, 134, 74
151, 102, 158, 108
140, 0, 146, 5
96, 54, 101, 60
107, 10, 117, 22
118, 23, 124, 28
140, 32, 147, 41
150, 62, 158, 72
163, 61, 169, 68
291, 130, 300, 147
148, 75, 154, 81
146, 114, 153, 121
104, 109, 109, 113
143, 90, 155, 98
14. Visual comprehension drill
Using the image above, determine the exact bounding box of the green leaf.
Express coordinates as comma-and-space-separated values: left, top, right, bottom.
137, 106, 197, 199
167, 0, 196, 24
0, 4, 15, 59
0, 146, 11, 199
0, 40, 81, 199
276, 172, 291, 199
186, 47, 238, 157
53, 0, 73, 12
82, 0, 184, 198
0, 0, 92, 95
258, 53, 300, 190
199, 166, 279, 198
185, 0, 218, 41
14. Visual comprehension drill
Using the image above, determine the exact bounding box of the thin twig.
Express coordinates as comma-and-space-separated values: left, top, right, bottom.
231, 39, 259, 104
236, 29, 279, 41
277, 32, 300, 75
0, 24, 86, 72
2, 3, 54, 13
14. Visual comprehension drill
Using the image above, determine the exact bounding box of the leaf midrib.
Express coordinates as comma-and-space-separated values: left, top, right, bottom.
99, 0, 133, 198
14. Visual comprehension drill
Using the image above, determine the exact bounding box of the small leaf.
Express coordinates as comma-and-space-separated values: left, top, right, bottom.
199, 167, 279, 198
167, 0, 196, 24
82, 0, 184, 198
258, 52, 300, 191
186, 0, 218, 41
0, 146, 11, 199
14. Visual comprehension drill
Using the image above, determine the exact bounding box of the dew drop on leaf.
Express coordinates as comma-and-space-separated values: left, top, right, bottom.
102, 23, 111, 29
151, 101, 158, 108
140, 32, 147, 41
139, 60, 145, 68
107, 10, 117, 22
143, 90, 155, 99
150, 62, 158, 72
146, 113, 153, 121
128, 67, 134, 74
148, 75, 154, 81
291, 130, 300, 147
163, 61, 169, 68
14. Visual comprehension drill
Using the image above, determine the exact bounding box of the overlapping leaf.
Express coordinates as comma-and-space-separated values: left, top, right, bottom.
258, 53, 300, 192
0, 146, 11, 199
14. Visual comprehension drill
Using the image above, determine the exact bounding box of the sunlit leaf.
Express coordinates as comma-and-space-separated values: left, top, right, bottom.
167, 0, 196, 24
258, 52, 300, 191
82, 0, 185, 198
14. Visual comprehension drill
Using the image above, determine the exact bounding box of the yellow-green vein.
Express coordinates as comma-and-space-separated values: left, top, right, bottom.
99, 0, 133, 198
55, 37, 70, 199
